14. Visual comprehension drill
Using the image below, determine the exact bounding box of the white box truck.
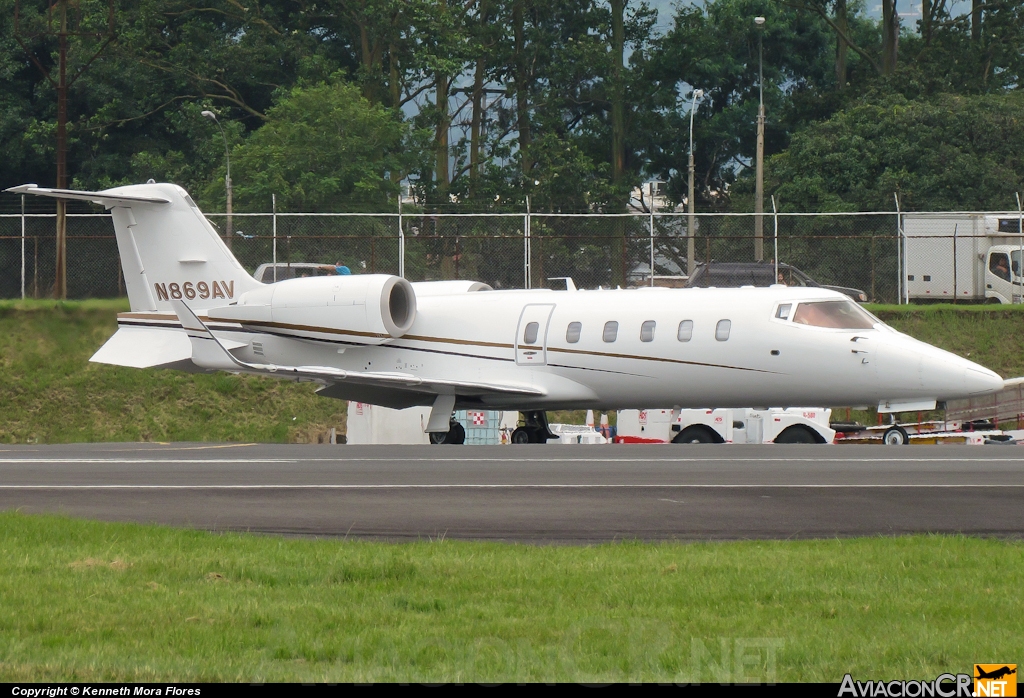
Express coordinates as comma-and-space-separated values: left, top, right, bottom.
615, 408, 835, 444
904, 213, 1024, 303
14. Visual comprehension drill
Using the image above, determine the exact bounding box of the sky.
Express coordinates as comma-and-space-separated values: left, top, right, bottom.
648, 0, 970, 33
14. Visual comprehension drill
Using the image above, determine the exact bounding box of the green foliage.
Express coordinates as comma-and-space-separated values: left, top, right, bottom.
2, 513, 1022, 681
641, 0, 848, 209
220, 80, 412, 212
0, 0, 1021, 215
767, 92, 1024, 212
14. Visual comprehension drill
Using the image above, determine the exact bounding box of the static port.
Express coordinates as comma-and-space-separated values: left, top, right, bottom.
770, 350, 780, 356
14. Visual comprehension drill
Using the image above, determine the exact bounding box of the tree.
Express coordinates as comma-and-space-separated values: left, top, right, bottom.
766, 92, 1024, 212
223, 80, 417, 212
642, 0, 838, 211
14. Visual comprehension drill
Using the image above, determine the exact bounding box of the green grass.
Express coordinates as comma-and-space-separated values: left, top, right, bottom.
872, 305, 1024, 379
0, 300, 345, 444
0, 512, 1019, 682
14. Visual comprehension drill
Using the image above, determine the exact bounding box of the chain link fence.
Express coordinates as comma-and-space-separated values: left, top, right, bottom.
8, 208, 999, 305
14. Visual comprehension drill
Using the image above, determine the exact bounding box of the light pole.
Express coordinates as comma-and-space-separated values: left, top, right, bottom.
202, 110, 232, 248
754, 16, 766, 262
687, 89, 704, 276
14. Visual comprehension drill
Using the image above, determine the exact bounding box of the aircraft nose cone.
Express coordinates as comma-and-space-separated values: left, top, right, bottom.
965, 366, 1004, 396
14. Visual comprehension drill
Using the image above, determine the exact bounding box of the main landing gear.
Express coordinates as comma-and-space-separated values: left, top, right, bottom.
429, 419, 466, 445
428, 410, 555, 445
510, 411, 557, 444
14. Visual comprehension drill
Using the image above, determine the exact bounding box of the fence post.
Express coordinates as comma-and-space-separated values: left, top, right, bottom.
398, 193, 405, 278
771, 196, 778, 281
1016, 192, 1022, 304
894, 193, 903, 305
20, 193, 25, 298
870, 236, 876, 303
272, 193, 277, 282
649, 205, 655, 287
524, 196, 531, 289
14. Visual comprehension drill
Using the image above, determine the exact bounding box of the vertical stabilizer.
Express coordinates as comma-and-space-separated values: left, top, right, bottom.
6, 182, 262, 311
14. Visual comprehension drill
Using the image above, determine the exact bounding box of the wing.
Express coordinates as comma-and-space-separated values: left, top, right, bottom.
170, 300, 545, 401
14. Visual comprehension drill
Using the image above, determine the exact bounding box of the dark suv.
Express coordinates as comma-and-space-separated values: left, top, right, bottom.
685, 262, 868, 302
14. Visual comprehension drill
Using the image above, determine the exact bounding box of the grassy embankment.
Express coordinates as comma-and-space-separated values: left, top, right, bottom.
0, 300, 345, 443
3, 300, 1024, 443
0, 512, 1021, 682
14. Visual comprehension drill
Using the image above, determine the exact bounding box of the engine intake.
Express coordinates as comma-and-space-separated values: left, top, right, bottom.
208, 274, 417, 343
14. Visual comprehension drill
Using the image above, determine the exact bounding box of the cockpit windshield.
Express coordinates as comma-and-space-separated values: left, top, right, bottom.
791, 300, 877, 329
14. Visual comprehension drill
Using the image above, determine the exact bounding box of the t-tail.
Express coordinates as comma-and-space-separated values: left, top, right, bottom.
5, 183, 261, 311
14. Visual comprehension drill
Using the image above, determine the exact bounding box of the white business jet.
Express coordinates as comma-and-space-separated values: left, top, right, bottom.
7, 182, 1005, 444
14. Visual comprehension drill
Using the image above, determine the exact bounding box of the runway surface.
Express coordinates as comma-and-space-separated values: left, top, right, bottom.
1, 442, 1023, 542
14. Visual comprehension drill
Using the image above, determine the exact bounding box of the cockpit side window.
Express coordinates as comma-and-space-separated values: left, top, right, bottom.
792, 300, 876, 329
775, 303, 792, 320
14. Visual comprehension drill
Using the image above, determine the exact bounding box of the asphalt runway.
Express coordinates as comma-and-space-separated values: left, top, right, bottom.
1, 442, 1023, 542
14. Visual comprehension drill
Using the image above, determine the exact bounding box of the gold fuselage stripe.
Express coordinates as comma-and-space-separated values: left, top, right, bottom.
117, 314, 772, 373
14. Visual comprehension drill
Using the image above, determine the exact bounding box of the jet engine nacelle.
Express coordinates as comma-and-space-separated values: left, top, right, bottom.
207, 274, 416, 343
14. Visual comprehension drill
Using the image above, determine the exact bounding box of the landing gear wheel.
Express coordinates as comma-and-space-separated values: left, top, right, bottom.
448, 421, 466, 444
672, 425, 717, 444
511, 427, 533, 444
882, 425, 910, 446
774, 425, 820, 444
429, 420, 466, 445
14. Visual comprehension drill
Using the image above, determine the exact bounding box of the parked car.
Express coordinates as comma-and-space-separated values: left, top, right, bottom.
685, 262, 869, 302
252, 262, 337, 283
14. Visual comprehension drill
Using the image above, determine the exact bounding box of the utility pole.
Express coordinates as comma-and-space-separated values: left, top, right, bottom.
688, 89, 704, 276
754, 16, 766, 262
15, 0, 114, 299
201, 110, 233, 248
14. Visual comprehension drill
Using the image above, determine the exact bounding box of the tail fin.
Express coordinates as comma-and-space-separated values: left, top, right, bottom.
6, 183, 261, 311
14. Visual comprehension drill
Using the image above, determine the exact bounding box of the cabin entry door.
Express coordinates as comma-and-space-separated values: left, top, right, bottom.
515, 304, 556, 366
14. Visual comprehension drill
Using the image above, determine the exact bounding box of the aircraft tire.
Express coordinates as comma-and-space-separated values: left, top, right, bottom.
774, 425, 822, 444
511, 427, 532, 444
672, 425, 718, 444
448, 421, 466, 444
429, 421, 466, 445
882, 425, 910, 446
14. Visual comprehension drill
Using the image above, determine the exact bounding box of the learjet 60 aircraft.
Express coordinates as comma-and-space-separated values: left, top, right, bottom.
8, 182, 1006, 444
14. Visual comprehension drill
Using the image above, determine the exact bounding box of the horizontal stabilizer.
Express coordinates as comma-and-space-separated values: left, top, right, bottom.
90, 327, 192, 368
6, 184, 171, 207
91, 326, 246, 369
1003, 376, 1024, 388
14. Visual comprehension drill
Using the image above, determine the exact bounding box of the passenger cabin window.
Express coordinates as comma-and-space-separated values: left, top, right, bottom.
715, 319, 731, 341
523, 322, 540, 344
640, 321, 656, 342
603, 321, 619, 343
775, 304, 792, 320
566, 322, 582, 343
791, 300, 876, 329
677, 320, 693, 342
